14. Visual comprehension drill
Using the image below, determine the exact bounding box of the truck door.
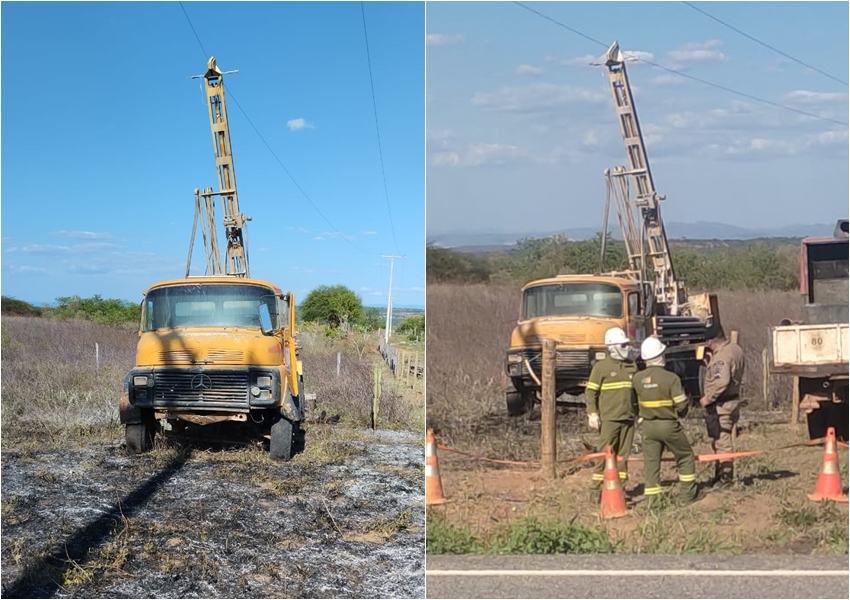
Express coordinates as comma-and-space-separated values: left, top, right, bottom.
628, 291, 647, 343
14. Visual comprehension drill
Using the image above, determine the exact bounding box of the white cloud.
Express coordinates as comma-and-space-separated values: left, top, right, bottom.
297, 226, 309, 233
666, 40, 726, 67
286, 118, 315, 131
652, 74, 686, 87
582, 129, 601, 148
516, 64, 543, 76
426, 33, 464, 47
784, 90, 848, 104
314, 236, 324, 241
561, 54, 598, 67
430, 142, 528, 168
11, 242, 118, 254
470, 83, 606, 113
360, 230, 378, 236
50, 230, 112, 240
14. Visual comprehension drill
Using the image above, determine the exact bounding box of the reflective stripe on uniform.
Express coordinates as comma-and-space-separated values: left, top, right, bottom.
673, 394, 688, 404
600, 381, 633, 390
678, 473, 696, 482
586, 381, 600, 391
592, 473, 605, 481
618, 472, 628, 480
639, 399, 674, 408
644, 486, 663, 495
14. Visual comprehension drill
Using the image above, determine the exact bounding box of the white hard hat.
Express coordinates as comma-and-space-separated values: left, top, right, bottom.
641, 336, 666, 361
604, 327, 629, 346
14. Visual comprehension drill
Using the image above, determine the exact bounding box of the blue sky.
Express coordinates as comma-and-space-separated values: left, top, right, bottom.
2, 1, 424, 308
426, 1, 849, 235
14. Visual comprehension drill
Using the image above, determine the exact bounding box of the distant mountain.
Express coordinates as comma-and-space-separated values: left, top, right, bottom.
427, 222, 835, 248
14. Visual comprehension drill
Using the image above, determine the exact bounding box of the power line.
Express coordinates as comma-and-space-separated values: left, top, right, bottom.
682, 1, 848, 87
177, 3, 369, 255
179, 2, 208, 59
511, 1, 848, 127
361, 1, 401, 255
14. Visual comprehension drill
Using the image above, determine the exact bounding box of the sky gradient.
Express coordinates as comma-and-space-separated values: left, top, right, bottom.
2, 1, 425, 308
426, 1, 849, 236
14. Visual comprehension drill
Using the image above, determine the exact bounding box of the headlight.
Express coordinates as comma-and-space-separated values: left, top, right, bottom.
507, 354, 523, 364
256, 376, 272, 387
251, 386, 261, 397
595, 352, 607, 360
133, 376, 149, 386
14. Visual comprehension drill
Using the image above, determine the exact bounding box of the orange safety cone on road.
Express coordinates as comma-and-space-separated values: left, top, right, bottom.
808, 427, 849, 503
426, 429, 447, 505
600, 445, 628, 518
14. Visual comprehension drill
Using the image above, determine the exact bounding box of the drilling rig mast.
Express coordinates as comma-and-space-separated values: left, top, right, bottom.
186, 57, 252, 278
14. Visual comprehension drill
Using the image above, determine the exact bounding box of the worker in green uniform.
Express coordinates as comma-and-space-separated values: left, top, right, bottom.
633, 336, 700, 507
586, 327, 638, 500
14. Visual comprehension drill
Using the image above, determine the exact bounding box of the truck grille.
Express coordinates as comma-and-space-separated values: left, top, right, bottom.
153, 372, 249, 404
519, 348, 590, 374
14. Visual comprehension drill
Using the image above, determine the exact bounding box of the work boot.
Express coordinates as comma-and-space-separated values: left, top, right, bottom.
678, 487, 706, 506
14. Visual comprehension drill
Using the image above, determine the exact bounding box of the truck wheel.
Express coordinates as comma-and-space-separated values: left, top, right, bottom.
125, 421, 154, 454
507, 387, 534, 417
807, 402, 849, 443
270, 417, 294, 460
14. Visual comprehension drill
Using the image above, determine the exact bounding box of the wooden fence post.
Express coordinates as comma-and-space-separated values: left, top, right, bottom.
372, 365, 381, 430
762, 347, 769, 405
791, 376, 800, 427
541, 338, 557, 480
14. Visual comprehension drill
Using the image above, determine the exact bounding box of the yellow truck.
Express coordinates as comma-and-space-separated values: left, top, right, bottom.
504, 273, 714, 415
120, 58, 305, 459
120, 277, 304, 459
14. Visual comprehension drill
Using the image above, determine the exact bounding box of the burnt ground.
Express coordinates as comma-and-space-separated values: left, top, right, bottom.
1, 426, 425, 599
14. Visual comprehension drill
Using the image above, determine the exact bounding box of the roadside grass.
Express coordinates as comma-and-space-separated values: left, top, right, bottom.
427, 422, 849, 555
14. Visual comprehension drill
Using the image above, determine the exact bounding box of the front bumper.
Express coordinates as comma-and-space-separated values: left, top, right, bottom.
120, 367, 301, 422
505, 346, 607, 383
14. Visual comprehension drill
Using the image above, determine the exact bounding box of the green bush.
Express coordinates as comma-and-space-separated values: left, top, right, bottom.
53, 295, 140, 324
300, 285, 363, 328
490, 517, 615, 554
1, 296, 45, 317
426, 513, 482, 554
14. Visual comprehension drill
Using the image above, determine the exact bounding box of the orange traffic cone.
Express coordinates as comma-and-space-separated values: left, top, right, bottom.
426, 429, 447, 505
600, 445, 628, 518
808, 427, 848, 503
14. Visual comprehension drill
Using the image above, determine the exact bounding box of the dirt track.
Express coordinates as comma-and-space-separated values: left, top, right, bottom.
1, 428, 425, 599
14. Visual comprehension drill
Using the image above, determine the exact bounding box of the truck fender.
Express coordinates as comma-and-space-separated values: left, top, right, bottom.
119, 387, 142, 425
279, 379, 303, 422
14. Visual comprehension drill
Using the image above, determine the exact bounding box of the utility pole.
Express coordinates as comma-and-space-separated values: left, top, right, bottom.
380, 254, 405, 344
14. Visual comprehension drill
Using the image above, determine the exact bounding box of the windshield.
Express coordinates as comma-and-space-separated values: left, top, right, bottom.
522, 282, 624, 319
142, 283, 283, 331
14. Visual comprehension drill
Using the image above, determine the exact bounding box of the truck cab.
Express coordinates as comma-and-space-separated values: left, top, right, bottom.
770, 219, 849, 441
504, 274, 651, 415
119, 276, 304, 459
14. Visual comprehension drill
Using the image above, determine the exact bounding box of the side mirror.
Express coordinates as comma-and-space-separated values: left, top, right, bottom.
259, 304, 274, 336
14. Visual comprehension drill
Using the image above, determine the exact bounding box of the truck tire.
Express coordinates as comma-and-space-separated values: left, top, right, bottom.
807, 402, 849, 443
125, 422, 154, 454
506, 386, 534, 417
270, 417, 294, 460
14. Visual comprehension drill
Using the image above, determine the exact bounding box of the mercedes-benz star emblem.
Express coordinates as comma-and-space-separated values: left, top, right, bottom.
191, 374, 213, 390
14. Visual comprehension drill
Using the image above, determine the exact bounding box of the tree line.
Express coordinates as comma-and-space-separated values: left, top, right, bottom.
427, 235, 801, 292
1, 285, 424, 334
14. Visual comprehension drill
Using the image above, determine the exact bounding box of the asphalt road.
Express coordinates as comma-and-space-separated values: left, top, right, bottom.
426, 555, 849, 599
